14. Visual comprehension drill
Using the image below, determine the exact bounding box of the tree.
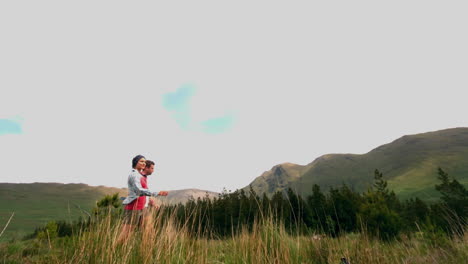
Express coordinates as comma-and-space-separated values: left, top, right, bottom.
358, 193, 401, 241
435, 168, 468, 217
434, 168, 468, 234
358, 169, 402, 240
36, 221, 58, 241
373, 169, 388, 195
372, 169, 401, 211
93, 193, 122, 218
327, 185, 361, 235
307, 184, 327, 232
401, 198, 429, 231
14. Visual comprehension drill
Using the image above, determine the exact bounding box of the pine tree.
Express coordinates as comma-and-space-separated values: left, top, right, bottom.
307, 184, 327, 232
435, 168, 468, 218
434, 168, 467, 234
359, 169, 402, 240
373, 169, 388, 196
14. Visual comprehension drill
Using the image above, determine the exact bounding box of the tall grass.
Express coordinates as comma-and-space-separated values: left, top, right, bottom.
31, 210, 468, 262
1, 205, 467, 263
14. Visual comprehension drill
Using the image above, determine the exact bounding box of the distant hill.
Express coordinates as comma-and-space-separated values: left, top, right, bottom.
245, 163, 310, 194
0, 183, 217, 241
245, 128, 468, 201
154, 189, 219, 206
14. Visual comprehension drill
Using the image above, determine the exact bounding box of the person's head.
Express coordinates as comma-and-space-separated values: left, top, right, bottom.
142, 160, 155, 176
132, 155, 146, 170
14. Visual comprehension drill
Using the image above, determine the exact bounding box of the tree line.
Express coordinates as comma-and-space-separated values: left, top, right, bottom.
28, 168, 467, 241
163, 168, 467, 240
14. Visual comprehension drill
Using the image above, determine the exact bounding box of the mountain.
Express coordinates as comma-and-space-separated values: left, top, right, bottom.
0, 183, 217, 241
245, 163, 310, 194
245, 128, 468, 201
154, 189, 219, 205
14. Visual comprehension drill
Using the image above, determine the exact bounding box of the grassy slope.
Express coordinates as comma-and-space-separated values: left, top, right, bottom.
0, 183, 126, 242
247, 128, 468, 201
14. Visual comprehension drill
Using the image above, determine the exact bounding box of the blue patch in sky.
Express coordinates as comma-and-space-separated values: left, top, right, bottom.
162, 84, 196, 129
0, 119, 23, 135
202, 114, 235, 134
162, 84, 195, 111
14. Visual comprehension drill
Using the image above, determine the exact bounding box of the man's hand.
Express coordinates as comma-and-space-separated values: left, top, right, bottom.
148, 198, 156, 207
158, 191, 169, 196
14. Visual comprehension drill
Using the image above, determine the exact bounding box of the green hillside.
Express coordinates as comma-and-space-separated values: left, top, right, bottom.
247, 128, 468, 201
0, 183, 219, 242
0, 183, 126, 242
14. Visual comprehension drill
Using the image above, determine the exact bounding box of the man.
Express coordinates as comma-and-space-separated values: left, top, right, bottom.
140, 160, 161, 209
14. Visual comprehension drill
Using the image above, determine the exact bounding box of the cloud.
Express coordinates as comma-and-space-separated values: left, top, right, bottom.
162, 84, 196, 129
202, 114, 235, 134
162, 84, 236, 134
0, 119, 22, 135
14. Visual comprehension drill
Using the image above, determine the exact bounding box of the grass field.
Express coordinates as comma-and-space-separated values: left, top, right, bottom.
0, 183, 125, 242
1, 207, 467, 264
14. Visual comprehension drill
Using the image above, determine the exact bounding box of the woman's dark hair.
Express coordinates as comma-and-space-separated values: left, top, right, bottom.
132, 155, 145, 168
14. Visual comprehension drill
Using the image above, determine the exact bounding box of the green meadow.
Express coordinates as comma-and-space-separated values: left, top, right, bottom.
0, 183, 125, 242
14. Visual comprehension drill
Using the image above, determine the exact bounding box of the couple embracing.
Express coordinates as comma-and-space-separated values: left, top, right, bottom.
118, 155, 168, 242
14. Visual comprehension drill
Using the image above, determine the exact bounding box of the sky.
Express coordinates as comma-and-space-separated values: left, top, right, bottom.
1, 1, 467, 193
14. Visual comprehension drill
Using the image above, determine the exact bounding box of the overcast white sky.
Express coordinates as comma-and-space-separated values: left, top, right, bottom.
1, 1, 467, 192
